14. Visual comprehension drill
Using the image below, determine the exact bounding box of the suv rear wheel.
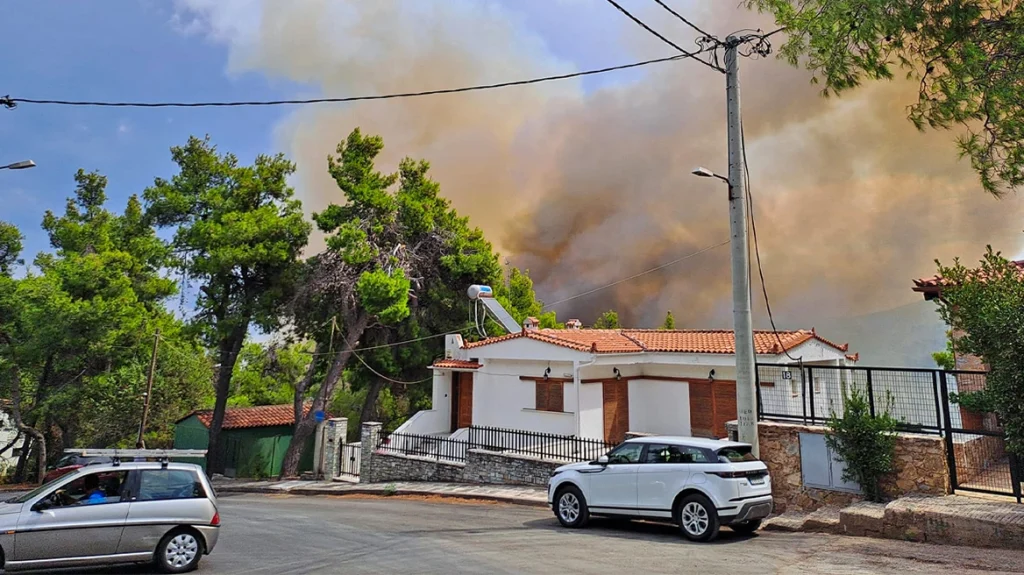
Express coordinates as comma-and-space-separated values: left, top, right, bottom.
675, 493, 720, 542
554, 485, 589, 528
155, 528, 203, 573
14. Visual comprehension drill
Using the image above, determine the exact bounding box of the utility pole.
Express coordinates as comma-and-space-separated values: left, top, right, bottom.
136, 329, 161, 449
725, 36, 759, 456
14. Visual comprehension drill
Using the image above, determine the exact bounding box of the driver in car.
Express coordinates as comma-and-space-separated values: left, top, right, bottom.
80, 474, 107, 505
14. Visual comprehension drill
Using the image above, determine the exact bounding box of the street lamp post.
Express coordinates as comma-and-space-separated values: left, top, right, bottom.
0, 160, 36, 171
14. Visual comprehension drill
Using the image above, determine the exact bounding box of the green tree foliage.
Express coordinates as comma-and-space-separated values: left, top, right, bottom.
0, 222, 24, 274
746, 1, 1024, 195
283, 129, 506, 475
661, 311, 675, 330
826, 388, 898, 502
593, 310, 620, 329
227, 341, 313, 408
934, 247, 1024, 454
931, 333, 955, 371
144, 136, 311, 473
493, 267, 561, 329
0, 171, 210, 481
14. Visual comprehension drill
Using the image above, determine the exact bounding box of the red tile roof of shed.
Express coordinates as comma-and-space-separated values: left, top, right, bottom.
913, 260, 1024, 295
462, 329, 849, 355
183, 404, 311, 430
429, 359, 482, 370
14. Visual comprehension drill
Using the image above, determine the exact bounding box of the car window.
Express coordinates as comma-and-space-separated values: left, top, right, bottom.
717, 446, 758, 463
606, 443, 644, 464
54, 455, 78, 468
138, 469, 206, 501
49, 471, 129, 508
642, 444, 687, 463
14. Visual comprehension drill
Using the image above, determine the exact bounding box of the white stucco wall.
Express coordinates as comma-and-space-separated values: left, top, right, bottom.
471, 360, 576, 436
627, 379, 691, 436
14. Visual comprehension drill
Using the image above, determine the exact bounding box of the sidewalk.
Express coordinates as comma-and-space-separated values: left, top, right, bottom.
212, 478, 548, 507
765, 494, 1024, 550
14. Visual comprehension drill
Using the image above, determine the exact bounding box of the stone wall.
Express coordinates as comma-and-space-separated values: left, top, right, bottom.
758, 421, 949, 514
463, 449, 561, 486
359, 422, 562, 486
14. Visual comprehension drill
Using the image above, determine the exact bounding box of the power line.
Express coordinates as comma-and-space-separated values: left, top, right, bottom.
350, 350, 434, 386
651, 0, 718, 44
0, 48, 718, 110
543, 240, 730, 309
602, 0, 723, 73
300, 325, 476, 357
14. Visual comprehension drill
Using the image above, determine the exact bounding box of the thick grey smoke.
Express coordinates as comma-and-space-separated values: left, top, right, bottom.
174, 0, 1023, 336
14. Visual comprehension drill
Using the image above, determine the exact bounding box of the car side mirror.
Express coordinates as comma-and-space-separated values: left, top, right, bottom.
596, 455, 609, 465
32, 498, 53, 512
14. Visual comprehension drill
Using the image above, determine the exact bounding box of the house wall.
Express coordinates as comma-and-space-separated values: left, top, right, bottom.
472, 359, 576, 435
627, 379, 691, 436
579, 383, 604, 439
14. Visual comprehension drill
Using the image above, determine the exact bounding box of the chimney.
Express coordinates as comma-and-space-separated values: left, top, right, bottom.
523, 317, 540, 331
565, 319, 582, 330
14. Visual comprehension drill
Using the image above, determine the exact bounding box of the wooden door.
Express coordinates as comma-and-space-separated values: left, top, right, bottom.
689, 381, 714, 437
454, 372, 473, 430
713, 381, 737, 438
602, 380, 630, 444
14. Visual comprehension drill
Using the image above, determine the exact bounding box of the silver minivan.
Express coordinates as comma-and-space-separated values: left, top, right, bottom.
0, 461, 219, 573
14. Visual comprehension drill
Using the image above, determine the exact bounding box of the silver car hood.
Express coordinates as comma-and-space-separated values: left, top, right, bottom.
0, 502, 23, 516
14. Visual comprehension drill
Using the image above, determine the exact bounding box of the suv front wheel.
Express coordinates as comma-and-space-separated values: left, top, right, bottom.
554, 485, 589, 528
675, 493, 720, 542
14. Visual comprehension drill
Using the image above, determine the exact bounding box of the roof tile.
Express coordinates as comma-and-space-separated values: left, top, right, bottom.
430, 359, 482, 370
187, 404, 312, 430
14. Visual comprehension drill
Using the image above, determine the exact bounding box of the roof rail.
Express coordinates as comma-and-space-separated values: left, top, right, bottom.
64, 448, 207, 468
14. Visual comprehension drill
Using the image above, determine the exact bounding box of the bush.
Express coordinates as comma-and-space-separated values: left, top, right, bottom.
825, 388, 898, 502
949, 389, 998, 414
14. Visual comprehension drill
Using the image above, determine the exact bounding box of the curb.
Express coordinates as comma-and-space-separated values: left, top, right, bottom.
215, 485, 549, 508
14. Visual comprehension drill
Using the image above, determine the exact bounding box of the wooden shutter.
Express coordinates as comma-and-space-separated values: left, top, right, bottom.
536, 381, 549, 411
536, 381, 564, 412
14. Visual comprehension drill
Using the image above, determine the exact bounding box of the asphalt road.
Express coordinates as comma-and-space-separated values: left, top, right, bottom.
24, 494, 1024, 575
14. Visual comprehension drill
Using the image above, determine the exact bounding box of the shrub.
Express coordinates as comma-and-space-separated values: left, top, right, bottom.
949, 389, 998, 414
825, 388, 898, 502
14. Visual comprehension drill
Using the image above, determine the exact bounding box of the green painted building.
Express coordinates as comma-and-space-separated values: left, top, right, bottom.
174, 404, 316, 478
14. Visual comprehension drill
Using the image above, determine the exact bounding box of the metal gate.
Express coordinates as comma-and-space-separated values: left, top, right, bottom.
939, 372, 1022, 503
337, 442, 361, 478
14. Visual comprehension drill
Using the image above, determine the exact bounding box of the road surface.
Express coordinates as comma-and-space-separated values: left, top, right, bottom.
28, 494, 1024, 574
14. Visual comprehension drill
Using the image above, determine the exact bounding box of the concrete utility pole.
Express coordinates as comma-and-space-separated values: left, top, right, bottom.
724, 37, 758, 456
136, 329, 161, 449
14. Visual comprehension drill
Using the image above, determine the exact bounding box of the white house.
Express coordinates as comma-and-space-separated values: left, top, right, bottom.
396, 322, 856, 444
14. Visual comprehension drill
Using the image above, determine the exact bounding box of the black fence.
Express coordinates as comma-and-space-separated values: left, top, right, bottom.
377, 426, 615, 464
468, 425, 615, 463
376, 431, 469, 462
757, 362, 1021, 503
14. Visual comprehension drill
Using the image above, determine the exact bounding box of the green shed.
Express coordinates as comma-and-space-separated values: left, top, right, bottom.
174, 404, 316, 478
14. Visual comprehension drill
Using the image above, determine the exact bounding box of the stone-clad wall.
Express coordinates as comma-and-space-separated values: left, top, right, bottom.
755, 421, 948, 513
359, 422, 561, 486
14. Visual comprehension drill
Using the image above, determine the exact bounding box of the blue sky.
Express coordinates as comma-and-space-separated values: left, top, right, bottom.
0, 0, 661, 264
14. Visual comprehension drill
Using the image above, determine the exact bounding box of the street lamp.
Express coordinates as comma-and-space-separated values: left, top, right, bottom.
0, 160, 36, 170
691, 166, 728, 184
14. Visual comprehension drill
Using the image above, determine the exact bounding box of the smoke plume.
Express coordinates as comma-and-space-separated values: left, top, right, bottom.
174, 0, 1024, 334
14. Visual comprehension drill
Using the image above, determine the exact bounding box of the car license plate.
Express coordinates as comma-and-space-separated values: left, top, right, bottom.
749, 476, 765, 485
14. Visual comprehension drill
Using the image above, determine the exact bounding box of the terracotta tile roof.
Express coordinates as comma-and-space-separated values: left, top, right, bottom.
429, 359, 482, 370
183, 404, 312, 430
463, 329, 850, 355
913, 260, 1024, 295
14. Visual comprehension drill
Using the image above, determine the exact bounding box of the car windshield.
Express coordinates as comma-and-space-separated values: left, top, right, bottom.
5, 474, 69, 504
54, 455, 80, 467
717, 446, 758, 463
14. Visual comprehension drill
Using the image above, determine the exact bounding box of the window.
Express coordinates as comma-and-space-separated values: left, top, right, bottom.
535, 380, 564, 412
717, 446, 758, 463
642, 444, 687, 464
813, 377, 822, 395
790, 379, 800, 398
138, 469, 206, 501
606, 442, 644, 464
49, 470, 128, 507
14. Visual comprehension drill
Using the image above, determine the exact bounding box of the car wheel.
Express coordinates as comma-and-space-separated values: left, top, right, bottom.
730, 519, 762, 535
155, 529, 203, 573
554, 485, 590, 528
675, 493, 720, 542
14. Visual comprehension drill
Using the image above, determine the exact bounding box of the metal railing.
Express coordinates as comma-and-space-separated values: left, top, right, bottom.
755, 363, 986, 434
468, 425, 614, 463
376, 431, 469, 463
376, 426, 616, 464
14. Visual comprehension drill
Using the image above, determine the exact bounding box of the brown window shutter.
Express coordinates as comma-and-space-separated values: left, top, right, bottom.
536, 381, 548, 411
550, 382, 564, 412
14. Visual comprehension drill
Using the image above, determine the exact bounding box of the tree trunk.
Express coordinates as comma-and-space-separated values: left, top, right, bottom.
5, 361, 47, 484
12, 435, 30, 483
279, 314, 369, 477
359, 379, 387, 434
206, 325, 247, 475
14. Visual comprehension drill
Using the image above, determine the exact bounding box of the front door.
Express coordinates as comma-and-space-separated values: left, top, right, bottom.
15, 469, 130, 561
603, 380, 630, 444
451, 372, 473, 431
588, 442, 643, 515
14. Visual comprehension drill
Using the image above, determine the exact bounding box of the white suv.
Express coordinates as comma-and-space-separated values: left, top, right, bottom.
548, 436, 773, 542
